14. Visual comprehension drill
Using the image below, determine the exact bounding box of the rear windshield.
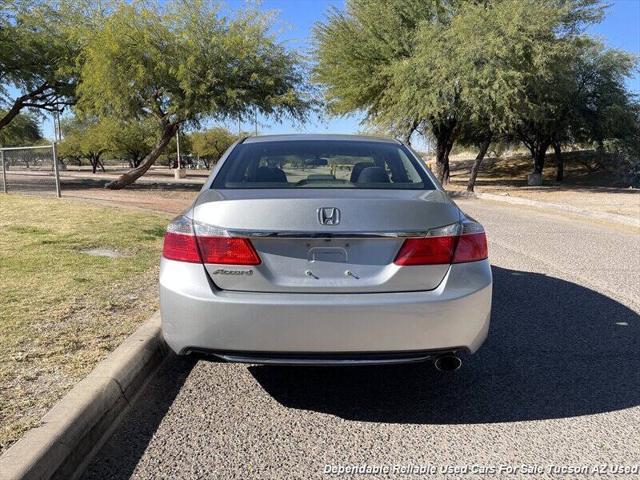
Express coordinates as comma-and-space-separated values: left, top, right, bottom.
211, 140, 435, 190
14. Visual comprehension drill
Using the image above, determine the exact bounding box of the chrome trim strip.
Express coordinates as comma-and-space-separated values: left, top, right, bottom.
225, 229, 431, 239
216, 354, 433, 366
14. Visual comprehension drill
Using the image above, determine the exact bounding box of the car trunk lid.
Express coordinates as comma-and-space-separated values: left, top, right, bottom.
192, 189, 460, 293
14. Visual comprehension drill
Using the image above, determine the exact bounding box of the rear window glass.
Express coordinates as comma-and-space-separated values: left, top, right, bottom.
211, 140, 434, 190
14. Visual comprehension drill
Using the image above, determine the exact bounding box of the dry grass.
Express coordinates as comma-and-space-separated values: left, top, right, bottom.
0, 194, 170, 453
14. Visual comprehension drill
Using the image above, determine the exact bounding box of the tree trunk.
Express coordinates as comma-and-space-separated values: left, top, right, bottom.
432, 120, 457, 185
442, 134, 456, 182
106, 123, 179, 189
128, 152, 143, 168
88, 153, 105, 173
467, 135, 492, 192
533, 142, 549, 174
553, 142, 563, 182
402, 119, 420, 146
434, 140, 447, 183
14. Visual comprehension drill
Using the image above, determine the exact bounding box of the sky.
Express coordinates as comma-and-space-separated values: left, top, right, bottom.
38, 0, 640, 140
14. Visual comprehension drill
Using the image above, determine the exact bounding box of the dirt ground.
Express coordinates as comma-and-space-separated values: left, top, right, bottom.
4, 165, 201, 214
444, 151, 640, 219
62, 188, 197, 215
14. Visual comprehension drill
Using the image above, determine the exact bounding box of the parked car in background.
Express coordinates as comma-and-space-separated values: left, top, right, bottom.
160, 135, 492, 370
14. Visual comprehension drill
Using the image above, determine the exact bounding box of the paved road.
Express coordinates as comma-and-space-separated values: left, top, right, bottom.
82, 199, 640, 479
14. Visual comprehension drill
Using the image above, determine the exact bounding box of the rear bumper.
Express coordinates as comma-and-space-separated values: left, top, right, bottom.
160, 259, 492, 363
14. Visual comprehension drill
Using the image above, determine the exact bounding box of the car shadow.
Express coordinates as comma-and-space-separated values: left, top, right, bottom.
250, 266, 640, 424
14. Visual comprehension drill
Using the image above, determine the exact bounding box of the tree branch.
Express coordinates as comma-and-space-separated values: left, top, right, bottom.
0, 82, 73, 130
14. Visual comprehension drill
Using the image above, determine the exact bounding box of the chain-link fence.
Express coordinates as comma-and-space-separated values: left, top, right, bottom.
0, 144, 61, 197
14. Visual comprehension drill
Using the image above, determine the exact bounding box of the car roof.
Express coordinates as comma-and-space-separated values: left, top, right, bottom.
242, 134, 401, 144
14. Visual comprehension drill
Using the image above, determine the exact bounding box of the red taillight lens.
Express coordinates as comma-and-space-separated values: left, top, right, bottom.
394, 237, 457, 265
163, 216, 202, 263
196, 237, 261, 265
162, 232, 202, 263
162, 216, 261, 265
452, 232, 488, 263
393, 221, 488, 266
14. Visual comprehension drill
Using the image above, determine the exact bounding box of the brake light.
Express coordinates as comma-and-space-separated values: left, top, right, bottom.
393, 236, 457, 265
393, 220, 487, 266
453, 232, 488, 263
196, 237, 260, 265
162, 216, 261, 265
163, 216, 201, 263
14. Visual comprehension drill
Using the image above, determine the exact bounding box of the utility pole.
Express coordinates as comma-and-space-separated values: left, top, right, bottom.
176, 129, 181, 168
253, 106, 258, 136
52, 142, 61, 198
54, 110, 64, 142
1, 150, 6, 194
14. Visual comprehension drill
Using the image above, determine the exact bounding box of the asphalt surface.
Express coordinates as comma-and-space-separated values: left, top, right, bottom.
82, 199, 640, 480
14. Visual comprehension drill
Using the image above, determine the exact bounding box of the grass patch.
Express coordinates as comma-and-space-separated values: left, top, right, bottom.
0, 194, 170, 453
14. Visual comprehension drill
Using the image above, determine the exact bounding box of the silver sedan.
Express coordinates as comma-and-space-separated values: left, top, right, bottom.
160, 134, 492, 370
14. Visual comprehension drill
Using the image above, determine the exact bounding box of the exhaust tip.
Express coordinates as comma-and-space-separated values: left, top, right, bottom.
434, 354, 462, 372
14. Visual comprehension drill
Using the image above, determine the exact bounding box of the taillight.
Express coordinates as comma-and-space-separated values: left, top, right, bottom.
162, 216, 261, 265
452, 221, 488, 263
162, 216, 201, 263
393, 220, 487, 266
393, 236, 457, 265
196, 237, 260, 265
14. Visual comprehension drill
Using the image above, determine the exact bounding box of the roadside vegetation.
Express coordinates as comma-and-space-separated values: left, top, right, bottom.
1, 0, 311, 189
314, 0, 639, 190
2, 0, 638, 191
0, 195, 169, 452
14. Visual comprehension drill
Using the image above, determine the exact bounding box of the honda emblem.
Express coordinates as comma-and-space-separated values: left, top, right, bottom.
318, 207, 340, 225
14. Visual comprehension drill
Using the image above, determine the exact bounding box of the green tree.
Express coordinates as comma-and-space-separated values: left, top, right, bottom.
0, 111, 42, 146
438, 0, 570, 190
105, 118, 158, 168
558, 43, 639, 179
497, 1, 636, 179
190, 127, 238, 168
59, 115, 160, 170
0, 0, 88, 132
314, 0, 616, 185
314, 0, 465, 183
58, 116, 108, 173
77, 1, 310, 189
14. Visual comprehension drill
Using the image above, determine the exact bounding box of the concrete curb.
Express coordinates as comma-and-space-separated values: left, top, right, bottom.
0, 312, 168, 480
448, 190, 640, 228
